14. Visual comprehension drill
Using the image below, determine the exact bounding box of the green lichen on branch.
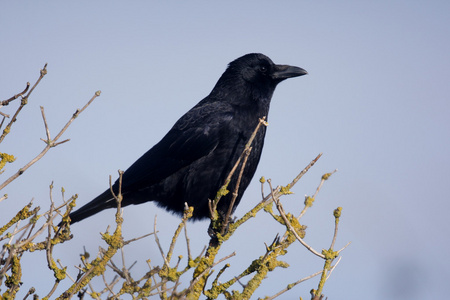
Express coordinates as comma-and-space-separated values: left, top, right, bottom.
216, 181, 230, 200
315, 253, 335, 297
304, 196, 315, 207
2, 126, 11, 136
321, 249, 338, 260
321, 172, 333, 180
334, 207, 342, 219
159, 265, 182, 282
59, 195, 78, 225
314, 207, 344, 298
189, 246, 220, 299
205, 233, 291, 300
49, 258, 67, 282
3, 256, 22, 299
101, 230, 124, 249
279, 184, 293, 195
272, 211, 307, 239
205, 211, 305, 299
56, 214, 124, 299
0, 152, 16, 172
0, 202, 39, 236
209, 180, 231, 221
20, 227, 73, 253
118, 280, 143, 297
263, 201, 273, 214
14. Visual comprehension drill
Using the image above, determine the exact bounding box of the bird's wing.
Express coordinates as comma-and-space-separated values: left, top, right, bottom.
118, 102, 233, 191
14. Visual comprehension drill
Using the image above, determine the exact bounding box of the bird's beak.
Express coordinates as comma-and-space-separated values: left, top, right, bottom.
272, 65, 308, 80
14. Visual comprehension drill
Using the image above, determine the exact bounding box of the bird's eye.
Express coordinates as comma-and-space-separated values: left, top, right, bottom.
259, 66, 268, 73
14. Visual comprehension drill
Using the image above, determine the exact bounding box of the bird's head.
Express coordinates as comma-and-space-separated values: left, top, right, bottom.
212, 53, 307, 105
233, 53, 307, 84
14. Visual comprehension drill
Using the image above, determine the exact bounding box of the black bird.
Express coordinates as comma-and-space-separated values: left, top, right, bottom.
68, 53, 307, 224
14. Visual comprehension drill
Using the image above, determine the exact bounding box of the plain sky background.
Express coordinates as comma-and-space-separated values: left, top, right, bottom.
1, 1, 449, 299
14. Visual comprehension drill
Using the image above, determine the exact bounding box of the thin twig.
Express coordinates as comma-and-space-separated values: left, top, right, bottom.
221, 147, 252, 235
0, 82, 30, 106
108, 260, 124, 278
224, 117, 267, 191
153, 215, 170, 267
0, 65, 47, 144
166, 205, 193, 264
121, 247, 131, 283
0, 90, 101, 191
44, 281, 60, 299
188, 252, 236, 293
260, 177, 265, 200
330, 211, 339, 251
268, 179, 325, 259
0, 195, 74, 243
122, 232, 155, 246
287, 153, 323, 193
210, 117, 268, 217
298, 169, 337, 220
337, 241, 351, 254
184, 218, 192, 261
59, 260, 75, 283
22, 287, 36, 300
260, 153, 322, 204
40, 106, 51, 142
326, 256, 342, 280
263, 269, 323, 300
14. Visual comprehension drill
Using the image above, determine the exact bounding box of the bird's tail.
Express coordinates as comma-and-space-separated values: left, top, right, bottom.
67, 189, 117, 224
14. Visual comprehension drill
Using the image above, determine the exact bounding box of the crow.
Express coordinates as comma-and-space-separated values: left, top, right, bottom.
67, 53, 307, 224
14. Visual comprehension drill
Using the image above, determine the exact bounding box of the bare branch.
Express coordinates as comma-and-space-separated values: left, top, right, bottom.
153, 215, 170, 267
337, 241, 352, 254
264, 269, 323, 300
298, 169, 337, 220
221, 146, 252, 235
0, 82, 30, 106
40, 106, 51, 142
0, 64, 47, 144
123, 232, 155, 246
210, 117, 268, 218
0, 90, 101, 191
268, 179, 325, 259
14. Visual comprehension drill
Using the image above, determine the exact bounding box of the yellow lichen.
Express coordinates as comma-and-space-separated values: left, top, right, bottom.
304, 196, 315, 207
334, 207, 342, 218
0, 152, 16, 171
279, 184, 293, 195
322, 172, 332, 180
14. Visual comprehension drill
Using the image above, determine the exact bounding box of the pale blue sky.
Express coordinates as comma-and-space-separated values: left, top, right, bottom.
1, 1, 449, 299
